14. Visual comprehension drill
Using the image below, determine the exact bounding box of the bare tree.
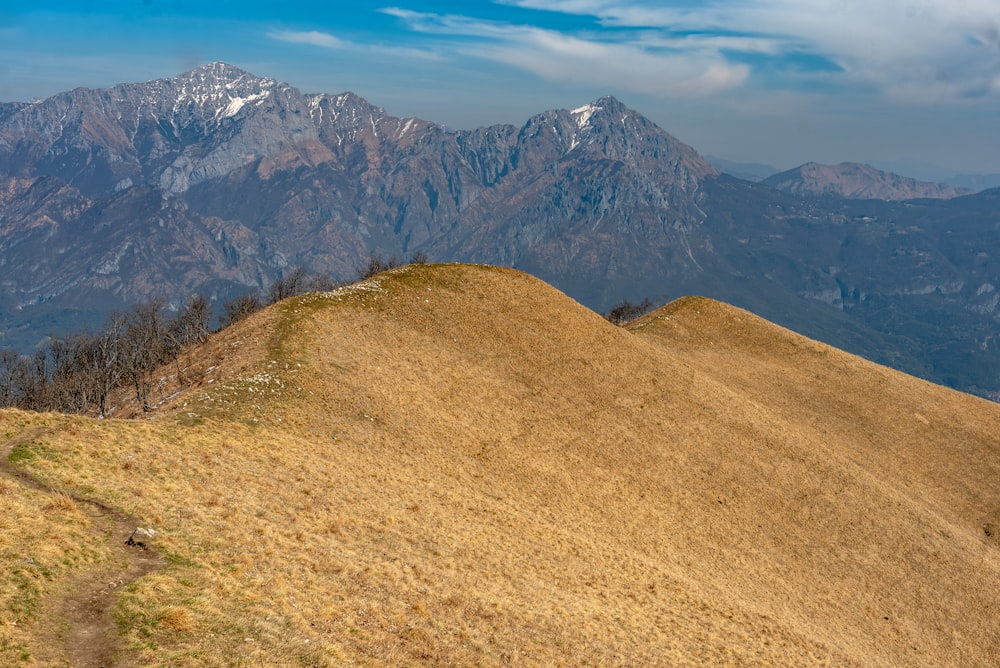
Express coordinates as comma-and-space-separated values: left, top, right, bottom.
267, 267, 310, 304
0, 349, 22, 407
222, 291, 263, 328
356, 254, 403, 280
21, 350, 48, 410
45, 332, 99, 413
92, 312, 127, 417
307, 272, 341, 292
122, 298, 168, 411
169, 294, 212, 349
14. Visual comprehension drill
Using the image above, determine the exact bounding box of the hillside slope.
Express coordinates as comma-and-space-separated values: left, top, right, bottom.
2, 264, 999, 666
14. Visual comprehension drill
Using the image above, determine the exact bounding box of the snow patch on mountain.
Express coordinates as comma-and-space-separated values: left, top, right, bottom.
571, 103, 601, 129
219, 92, 270, 119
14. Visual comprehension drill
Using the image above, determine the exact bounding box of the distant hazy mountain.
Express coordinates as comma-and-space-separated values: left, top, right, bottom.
764, 162, 973, 200
706, 156, 781, 182
2, 64, 1000, 398
944, 173, 1000, 192
865, 160, 1000, 191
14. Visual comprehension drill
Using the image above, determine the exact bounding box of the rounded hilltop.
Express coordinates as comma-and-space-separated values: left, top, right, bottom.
1, 262, 998, 666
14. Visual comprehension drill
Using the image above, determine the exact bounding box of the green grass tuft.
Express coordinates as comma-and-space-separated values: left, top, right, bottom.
6, 443, 35, 464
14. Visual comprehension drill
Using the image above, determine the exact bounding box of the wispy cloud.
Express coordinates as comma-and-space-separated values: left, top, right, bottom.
499, 0, 1000, 103
266, 26, 443, 62
380, 7, 749, 97
479, 30, 749, 96
266, 30, 349, 49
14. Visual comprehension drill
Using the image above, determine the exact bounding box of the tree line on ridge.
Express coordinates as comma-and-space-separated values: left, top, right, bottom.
0, 255, 418, 417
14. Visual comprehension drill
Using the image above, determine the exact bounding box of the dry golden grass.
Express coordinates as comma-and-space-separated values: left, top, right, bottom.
159, 606, 197, 633
42, 491, 79, 514
1, 264, 999, 666
0, 412, 112, 666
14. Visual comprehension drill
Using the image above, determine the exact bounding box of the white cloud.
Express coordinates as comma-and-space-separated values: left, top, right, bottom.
499, 0, 1000, 103
476, 29, 748, 96
381, 7, 749, 97
266, 26, 443, 62
266, 30, 348, 49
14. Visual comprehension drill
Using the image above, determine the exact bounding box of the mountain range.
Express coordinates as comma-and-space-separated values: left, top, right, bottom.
1, 63, 1000, 397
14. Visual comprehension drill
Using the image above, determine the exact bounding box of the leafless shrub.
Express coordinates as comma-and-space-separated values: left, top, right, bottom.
604, 298, 654, 326
267, 266, 311, 305
307, 272, 342, 292
169, 294, 211, 349
222, 291, 263, 328
356, 254, 403, 280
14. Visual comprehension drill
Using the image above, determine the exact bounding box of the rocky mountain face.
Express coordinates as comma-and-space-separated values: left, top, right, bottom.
2, 63, 1000, 397
764, 161, 974, 200
0, 64, 718, 332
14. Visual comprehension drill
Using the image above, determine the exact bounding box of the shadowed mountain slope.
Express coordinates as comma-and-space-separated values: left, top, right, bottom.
1, 264, 998, 666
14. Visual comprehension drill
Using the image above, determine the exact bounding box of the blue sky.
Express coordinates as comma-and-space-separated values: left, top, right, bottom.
2, 1, 999, 175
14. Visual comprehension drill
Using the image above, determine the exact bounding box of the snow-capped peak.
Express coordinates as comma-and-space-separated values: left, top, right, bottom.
162, 63, 279, 122
181, 62, 259, 85
571, 102, 602, 129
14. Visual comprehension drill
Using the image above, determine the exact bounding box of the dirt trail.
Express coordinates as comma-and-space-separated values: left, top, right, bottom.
1, 428, 163, 668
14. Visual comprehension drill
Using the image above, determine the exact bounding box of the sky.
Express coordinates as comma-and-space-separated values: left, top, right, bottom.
2, 1, 999, 176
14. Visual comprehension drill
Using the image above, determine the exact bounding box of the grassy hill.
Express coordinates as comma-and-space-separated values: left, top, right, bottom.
2, 264, 998, 666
